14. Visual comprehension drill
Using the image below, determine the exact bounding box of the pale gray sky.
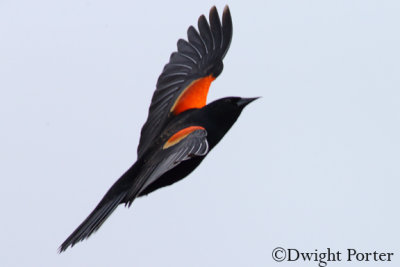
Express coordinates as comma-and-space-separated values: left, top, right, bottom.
0, 1, 399, 266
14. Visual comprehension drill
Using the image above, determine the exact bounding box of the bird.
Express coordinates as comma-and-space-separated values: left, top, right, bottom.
59, 5, 258, 252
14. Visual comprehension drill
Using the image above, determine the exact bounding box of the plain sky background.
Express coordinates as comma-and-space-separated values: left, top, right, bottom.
1, 0, 399, 266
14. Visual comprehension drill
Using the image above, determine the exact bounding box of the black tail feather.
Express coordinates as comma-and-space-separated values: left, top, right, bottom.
58, 192, 126, 253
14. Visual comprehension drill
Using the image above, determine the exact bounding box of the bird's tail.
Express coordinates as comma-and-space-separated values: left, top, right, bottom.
59, 159, 145, 252
58, 190, 127, 253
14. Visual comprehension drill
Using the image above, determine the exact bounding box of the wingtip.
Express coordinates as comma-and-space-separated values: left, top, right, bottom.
221, 5, 233, 59
210, 5, 218, 16
222, 5, 232, 25
198, 14, 207, 25
223, 5, 231, 17
209, 5, 230, 22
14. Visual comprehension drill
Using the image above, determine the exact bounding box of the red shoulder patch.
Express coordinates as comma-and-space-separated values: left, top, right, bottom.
163, 126, 205, 149
170, 75, 215, 115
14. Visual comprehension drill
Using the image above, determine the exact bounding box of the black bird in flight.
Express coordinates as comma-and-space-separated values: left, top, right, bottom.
59, 5, 257, 252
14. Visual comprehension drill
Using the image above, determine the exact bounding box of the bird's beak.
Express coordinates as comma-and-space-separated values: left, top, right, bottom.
237, 97, 260, 107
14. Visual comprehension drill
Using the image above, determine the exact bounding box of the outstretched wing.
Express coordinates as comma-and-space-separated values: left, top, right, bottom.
137, 6, 232, 158
59, 127, 208, 252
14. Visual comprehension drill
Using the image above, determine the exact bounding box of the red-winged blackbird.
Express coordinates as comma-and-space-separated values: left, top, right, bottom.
59, 5, 257, 252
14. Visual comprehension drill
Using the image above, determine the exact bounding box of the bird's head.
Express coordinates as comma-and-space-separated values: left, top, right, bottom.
207, 96, 259, 114
201, 96, 259, 144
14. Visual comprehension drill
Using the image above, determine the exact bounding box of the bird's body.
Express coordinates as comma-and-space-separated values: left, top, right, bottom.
140, 97, 257, 196
60, 6, 257, 252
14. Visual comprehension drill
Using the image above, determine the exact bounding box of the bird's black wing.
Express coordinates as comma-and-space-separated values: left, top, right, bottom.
59, 128, 208, 252
126, 127, 209, 204
137, 6, 232, 158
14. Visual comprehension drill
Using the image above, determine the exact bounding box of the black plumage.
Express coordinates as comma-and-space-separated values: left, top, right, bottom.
59, 6, 257, 253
